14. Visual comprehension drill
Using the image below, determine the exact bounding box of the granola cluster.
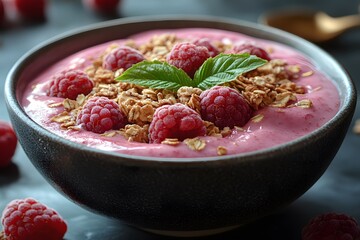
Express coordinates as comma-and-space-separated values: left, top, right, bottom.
49, 33, 314, 154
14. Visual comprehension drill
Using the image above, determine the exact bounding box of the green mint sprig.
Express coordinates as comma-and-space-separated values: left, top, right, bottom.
115, 53, 267, 91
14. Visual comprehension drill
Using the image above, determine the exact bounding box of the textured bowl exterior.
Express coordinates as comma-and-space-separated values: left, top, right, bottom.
5, 16, 357, 232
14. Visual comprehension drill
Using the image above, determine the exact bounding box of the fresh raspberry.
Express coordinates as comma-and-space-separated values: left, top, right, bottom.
82, 0, 121, 15
102, 46, 145, 72
1, 198, 67, 240
77, 96, 127, 134
302, 212, 360, 240
200, 86, 252, 129
0, 0, 5, 24
149, 103, 206, 143
192, 38, 220, 58
14, 0, 47, 21
0, 121, 17, 168
230, 42, 271, 61
166, 42, 210, 78
47, 70, 94, 100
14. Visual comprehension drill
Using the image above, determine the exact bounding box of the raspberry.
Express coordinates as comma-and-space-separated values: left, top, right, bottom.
77, 96, 127, 134
1, 198, 67, 240
149, 103, 206, 143
102, 46, 145, 72
230, 42, 271, 61
0, 0, 5, 24
302, 212, 360, 240
47, 70, 94, 100
82, 0, 121, 15
14, 0, 47, 21
192, 38, 220, 58
166, 42, 210, 78
0, 121, 17, 168
200, 86, 252, 129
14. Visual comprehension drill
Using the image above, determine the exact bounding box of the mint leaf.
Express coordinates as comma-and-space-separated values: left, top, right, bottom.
193, 53, 267, 90
115, 54, 267, 91
116, 60, 194, 91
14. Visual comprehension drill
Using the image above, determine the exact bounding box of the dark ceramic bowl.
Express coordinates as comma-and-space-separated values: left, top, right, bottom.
4, 16, 357, 237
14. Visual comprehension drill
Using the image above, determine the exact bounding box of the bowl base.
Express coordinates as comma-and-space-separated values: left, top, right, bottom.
140, 224, 241, 237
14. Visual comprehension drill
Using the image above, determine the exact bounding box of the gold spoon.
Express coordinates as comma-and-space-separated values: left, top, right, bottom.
260, 9, 360, 43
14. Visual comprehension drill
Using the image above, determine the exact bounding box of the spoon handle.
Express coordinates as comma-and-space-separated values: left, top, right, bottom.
335, 14, 360, 30
316, 12, 360, 34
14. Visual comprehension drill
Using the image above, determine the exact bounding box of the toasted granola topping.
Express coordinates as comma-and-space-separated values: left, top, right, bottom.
76, 94, 86, 106
51, 112, 71, 123
204, 121, 222, 137
138, 33, 179, 61
295, 99, 313, 108
251, 114, 264, 123
220, 127, 232, 137
86, 66, 115, 84
177, 86, 202, 113
63, 99, 79, 111
271, 92, 297, 108
184, 138, 206, 151
101, 130, 119, 137
161, 138, 180, 146
230, 60, 306, 110
302, 71, 314, 77
217, 146, 228, 156
119, 124, 149, 142
50, 111, 77, 130
287, 64, 301, 74
48, 102, 63, 108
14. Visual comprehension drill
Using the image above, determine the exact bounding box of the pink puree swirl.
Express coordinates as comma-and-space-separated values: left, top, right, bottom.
22, 28, 340, 158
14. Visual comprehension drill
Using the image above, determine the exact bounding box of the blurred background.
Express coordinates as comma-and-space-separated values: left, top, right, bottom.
1, 0, 359, 239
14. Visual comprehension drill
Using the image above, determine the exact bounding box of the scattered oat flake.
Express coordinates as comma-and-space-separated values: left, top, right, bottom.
234, 126, 244, 131
353, 119, 360, 135
101, 131, 118, 137
48, 102, 63, 108
287, 65, 301, 73
60, 121, 76, 129
217, 146, 228, 156
270, 92, 294, 108
296, 99, 313, 108
76, 94, 86, 105
302, 71, 314, 77
63, 99, 78, 111
184, 138, 206, 151
251, 114, 264, 123
51, 113, 71, 123
221, 127, 232, 137
161, 138, 180, 145
67, 126, 81, 131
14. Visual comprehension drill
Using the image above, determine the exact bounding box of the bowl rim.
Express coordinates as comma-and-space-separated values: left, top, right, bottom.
4, 15, 357, 165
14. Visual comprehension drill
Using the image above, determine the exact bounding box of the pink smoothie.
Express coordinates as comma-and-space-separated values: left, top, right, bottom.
22, 28, 340, 158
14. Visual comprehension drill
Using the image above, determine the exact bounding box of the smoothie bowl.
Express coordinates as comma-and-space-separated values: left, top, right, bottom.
4, 16, 356, 236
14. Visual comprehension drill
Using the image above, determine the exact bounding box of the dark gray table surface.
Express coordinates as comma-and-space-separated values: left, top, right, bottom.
1, 0, 360, 239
